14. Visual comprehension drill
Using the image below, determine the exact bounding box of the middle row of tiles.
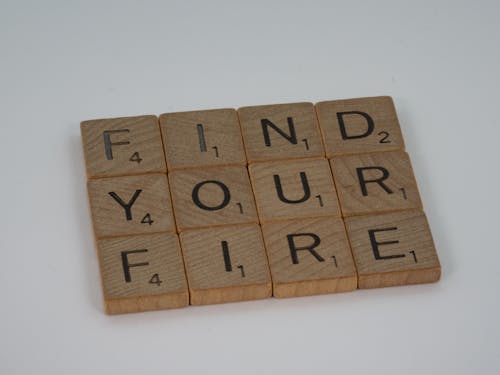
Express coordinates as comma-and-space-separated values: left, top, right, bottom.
88, 152, 422, 238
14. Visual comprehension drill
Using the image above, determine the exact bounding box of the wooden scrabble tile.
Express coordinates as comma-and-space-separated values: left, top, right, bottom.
87, 173, 175, 238
316, 96, 405, 157
249, 158, 341, 223
169, 166, 258, 231
97, 233, 189, 314
179, 224, 272, 305
344, 210, 441, 288
238, 102, 324, 162
159, 108, 247, 171
261, 217, 357, 298
81, 115, 166, 178
330, 151, 422, 217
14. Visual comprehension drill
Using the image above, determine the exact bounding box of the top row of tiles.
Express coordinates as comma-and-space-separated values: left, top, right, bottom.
81, 96, 405, 178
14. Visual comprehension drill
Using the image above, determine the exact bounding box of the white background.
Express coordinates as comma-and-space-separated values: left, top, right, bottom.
1, 1, 499, 374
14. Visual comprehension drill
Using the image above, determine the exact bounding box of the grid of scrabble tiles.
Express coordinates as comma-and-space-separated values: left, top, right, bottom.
81, 96, 441, 314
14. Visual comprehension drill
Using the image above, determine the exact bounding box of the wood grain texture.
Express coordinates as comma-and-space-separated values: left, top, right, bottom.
330, 151, 422, 217
169, 166, 258, 231
261, 217, 357, 298
249, 158, 341, 223
87, 173, 175, 238
82, 98, 441, 313
160, 108, 247, 171
179, 224, 272, 305
316, 96, 405, 157
344, 210, 441, 289
238, 102, 324, 162
81, 115, 166, 178
97, 233, 189, 314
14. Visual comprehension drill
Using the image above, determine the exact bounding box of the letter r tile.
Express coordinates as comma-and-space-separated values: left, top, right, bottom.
238, 102, 324, 162
261, 217, 357, 298
81, 115, 166, 178
316, 96, 405, 157
87, 173, 176, 238
330, 151, 422, 217
344, 210, 441, 288
169, 166, 258, 231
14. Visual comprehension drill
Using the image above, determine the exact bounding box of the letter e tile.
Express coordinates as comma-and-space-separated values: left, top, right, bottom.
344, 210, 441, 289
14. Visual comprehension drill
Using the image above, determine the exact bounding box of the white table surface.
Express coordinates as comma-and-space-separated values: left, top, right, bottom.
1, 1, 499, 374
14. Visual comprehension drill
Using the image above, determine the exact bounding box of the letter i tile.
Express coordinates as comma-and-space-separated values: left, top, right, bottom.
179, 224, 272, 305
160, 108, 246, 171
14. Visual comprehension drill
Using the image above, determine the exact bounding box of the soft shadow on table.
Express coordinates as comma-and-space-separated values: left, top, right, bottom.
396, 96, 453, 281
68, 134, 103, 312
65, 110, 450, 320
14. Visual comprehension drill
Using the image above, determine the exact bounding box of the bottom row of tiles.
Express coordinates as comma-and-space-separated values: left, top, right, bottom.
97, 210, 441, 314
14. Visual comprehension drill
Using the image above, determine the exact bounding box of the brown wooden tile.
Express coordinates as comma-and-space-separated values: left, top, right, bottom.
160, 108, 247, 171
238, 102, 324, 163
249, 158, 341, 223
87, 173, 175, 238
81, 115, 166, 178
169, 166, 258, 231
316, 96, 405, 157
97, 233, 189, 314
330, 151, 422, 217
261, 217, 357, 298
344, 210, 441, 289
179, 224, 272, 305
